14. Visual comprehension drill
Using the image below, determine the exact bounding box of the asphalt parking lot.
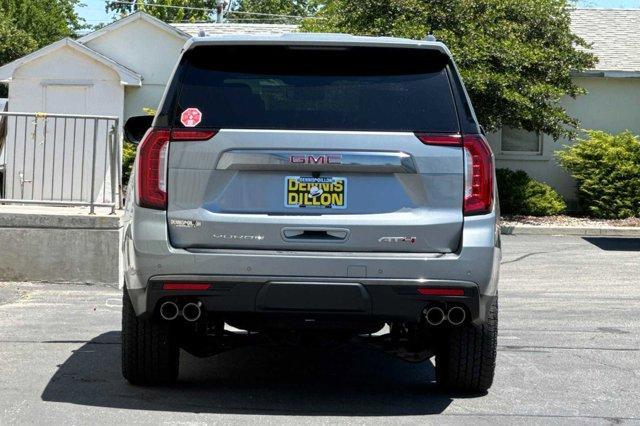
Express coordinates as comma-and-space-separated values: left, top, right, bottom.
0, 234, 639, 424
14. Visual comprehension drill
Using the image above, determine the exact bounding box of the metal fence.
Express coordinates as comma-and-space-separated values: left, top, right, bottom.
0, 112, 122, 214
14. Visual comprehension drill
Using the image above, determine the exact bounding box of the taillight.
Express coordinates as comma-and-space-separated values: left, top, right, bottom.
137, 128, 218, 210
137, 128, 170, 210
171, 129, 218, 141
414, 132, 494, 216
416, 133, 462, 146
463, 135, 494, 215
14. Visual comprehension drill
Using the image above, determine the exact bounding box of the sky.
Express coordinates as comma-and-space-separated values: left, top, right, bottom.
75, 0, 640, 27
76, 0, 116, 26
578, 0, 640, 6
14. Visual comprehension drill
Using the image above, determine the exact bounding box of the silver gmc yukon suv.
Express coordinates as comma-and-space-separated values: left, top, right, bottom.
121, 33, 500, 392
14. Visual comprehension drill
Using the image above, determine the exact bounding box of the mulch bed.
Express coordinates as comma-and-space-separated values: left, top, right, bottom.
501, 215, 640, 228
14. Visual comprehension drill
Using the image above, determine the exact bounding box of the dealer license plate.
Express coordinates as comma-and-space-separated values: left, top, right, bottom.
285, 176, 347, 209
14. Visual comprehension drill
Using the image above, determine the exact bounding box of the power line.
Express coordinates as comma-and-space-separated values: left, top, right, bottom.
108, 1, 319, 19
109, 0, 213, 12
226, 11, 317, 19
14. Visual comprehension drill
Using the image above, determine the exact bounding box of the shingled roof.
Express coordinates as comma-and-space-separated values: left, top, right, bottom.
570, 8, 640, 74
172, 22, 298, 37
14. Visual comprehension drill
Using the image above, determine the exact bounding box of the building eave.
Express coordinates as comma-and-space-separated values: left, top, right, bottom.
0, 38, 142, 86
573, 70, 640, 78
77, 11, 190, 44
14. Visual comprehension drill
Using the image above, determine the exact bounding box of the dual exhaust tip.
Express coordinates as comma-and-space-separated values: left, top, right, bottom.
163, 300, 463, 326
424, 305, 466, 326
159, 301, 202, 322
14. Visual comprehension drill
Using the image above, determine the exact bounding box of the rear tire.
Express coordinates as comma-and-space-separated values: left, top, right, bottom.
121, 287, 179, 385
435, 297, 498, 393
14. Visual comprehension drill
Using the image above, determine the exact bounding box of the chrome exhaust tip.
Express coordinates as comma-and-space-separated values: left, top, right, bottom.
159, 301, 179, 321
447, 306, 466, 326
424, 306, 446, 326
182, 301, 202, 322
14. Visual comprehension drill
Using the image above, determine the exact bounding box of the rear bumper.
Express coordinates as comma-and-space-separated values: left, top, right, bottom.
123, 207, 500, 323
129, 276, 494, 325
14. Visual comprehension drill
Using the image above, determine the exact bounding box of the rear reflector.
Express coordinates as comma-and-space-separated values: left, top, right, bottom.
417, 288, 465, 296
162, 283, 211, 291
415, 133, 462, 146
463, 135, 494, 216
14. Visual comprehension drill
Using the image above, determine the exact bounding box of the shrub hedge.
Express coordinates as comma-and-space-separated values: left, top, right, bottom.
496, 168, 566, 216
122, 141, 136, 188
557, 130, 640, 218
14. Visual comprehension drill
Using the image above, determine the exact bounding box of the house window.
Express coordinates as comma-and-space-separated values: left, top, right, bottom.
501, 127, 542, 155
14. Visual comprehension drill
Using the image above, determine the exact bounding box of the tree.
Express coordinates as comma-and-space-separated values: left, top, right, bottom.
231, 0, 320, 23
0, 0, 84, 47
0, 17, 37, 66
0, 0, 82, 97
105, 0, 217, 22
303, 0, 596, 140
0, 16, 38, 97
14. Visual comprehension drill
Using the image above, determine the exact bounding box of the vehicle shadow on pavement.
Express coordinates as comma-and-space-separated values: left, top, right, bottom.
583, 237, 640, 252
41, 331, 454, 416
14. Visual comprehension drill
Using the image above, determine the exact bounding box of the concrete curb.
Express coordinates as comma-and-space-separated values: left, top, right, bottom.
0, 206, 122, 229
0, 212, 121, 229
501, 224, 640, 236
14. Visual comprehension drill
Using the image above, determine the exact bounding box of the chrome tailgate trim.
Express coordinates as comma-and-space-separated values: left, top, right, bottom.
216, 150, 417, 173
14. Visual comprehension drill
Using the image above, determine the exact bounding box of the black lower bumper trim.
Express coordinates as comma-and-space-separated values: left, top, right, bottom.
133, 275, 490, 325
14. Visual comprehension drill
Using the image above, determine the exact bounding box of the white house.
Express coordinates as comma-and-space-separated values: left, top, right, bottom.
0, 13, 296, 203
0, 13, 190, 202
0, 12, 190, 124
0, 9, 638, 206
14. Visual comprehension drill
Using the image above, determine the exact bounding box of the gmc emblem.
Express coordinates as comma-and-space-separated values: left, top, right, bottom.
289, 154, 342, 164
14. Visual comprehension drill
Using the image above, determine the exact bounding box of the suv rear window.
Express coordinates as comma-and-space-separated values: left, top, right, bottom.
165, 45, 459, 132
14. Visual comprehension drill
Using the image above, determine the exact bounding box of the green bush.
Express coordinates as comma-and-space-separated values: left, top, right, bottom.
557, 130, 640, 219
497, 169, 566, 216
122, 141, 137, 187
121, 108, 154, 188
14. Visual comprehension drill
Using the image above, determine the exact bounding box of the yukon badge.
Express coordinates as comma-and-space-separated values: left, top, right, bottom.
379, 236, 417, 244
212, 233, 265, 241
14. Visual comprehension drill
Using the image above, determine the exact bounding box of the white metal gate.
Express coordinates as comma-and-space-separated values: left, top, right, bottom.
0, 111, 122, 213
